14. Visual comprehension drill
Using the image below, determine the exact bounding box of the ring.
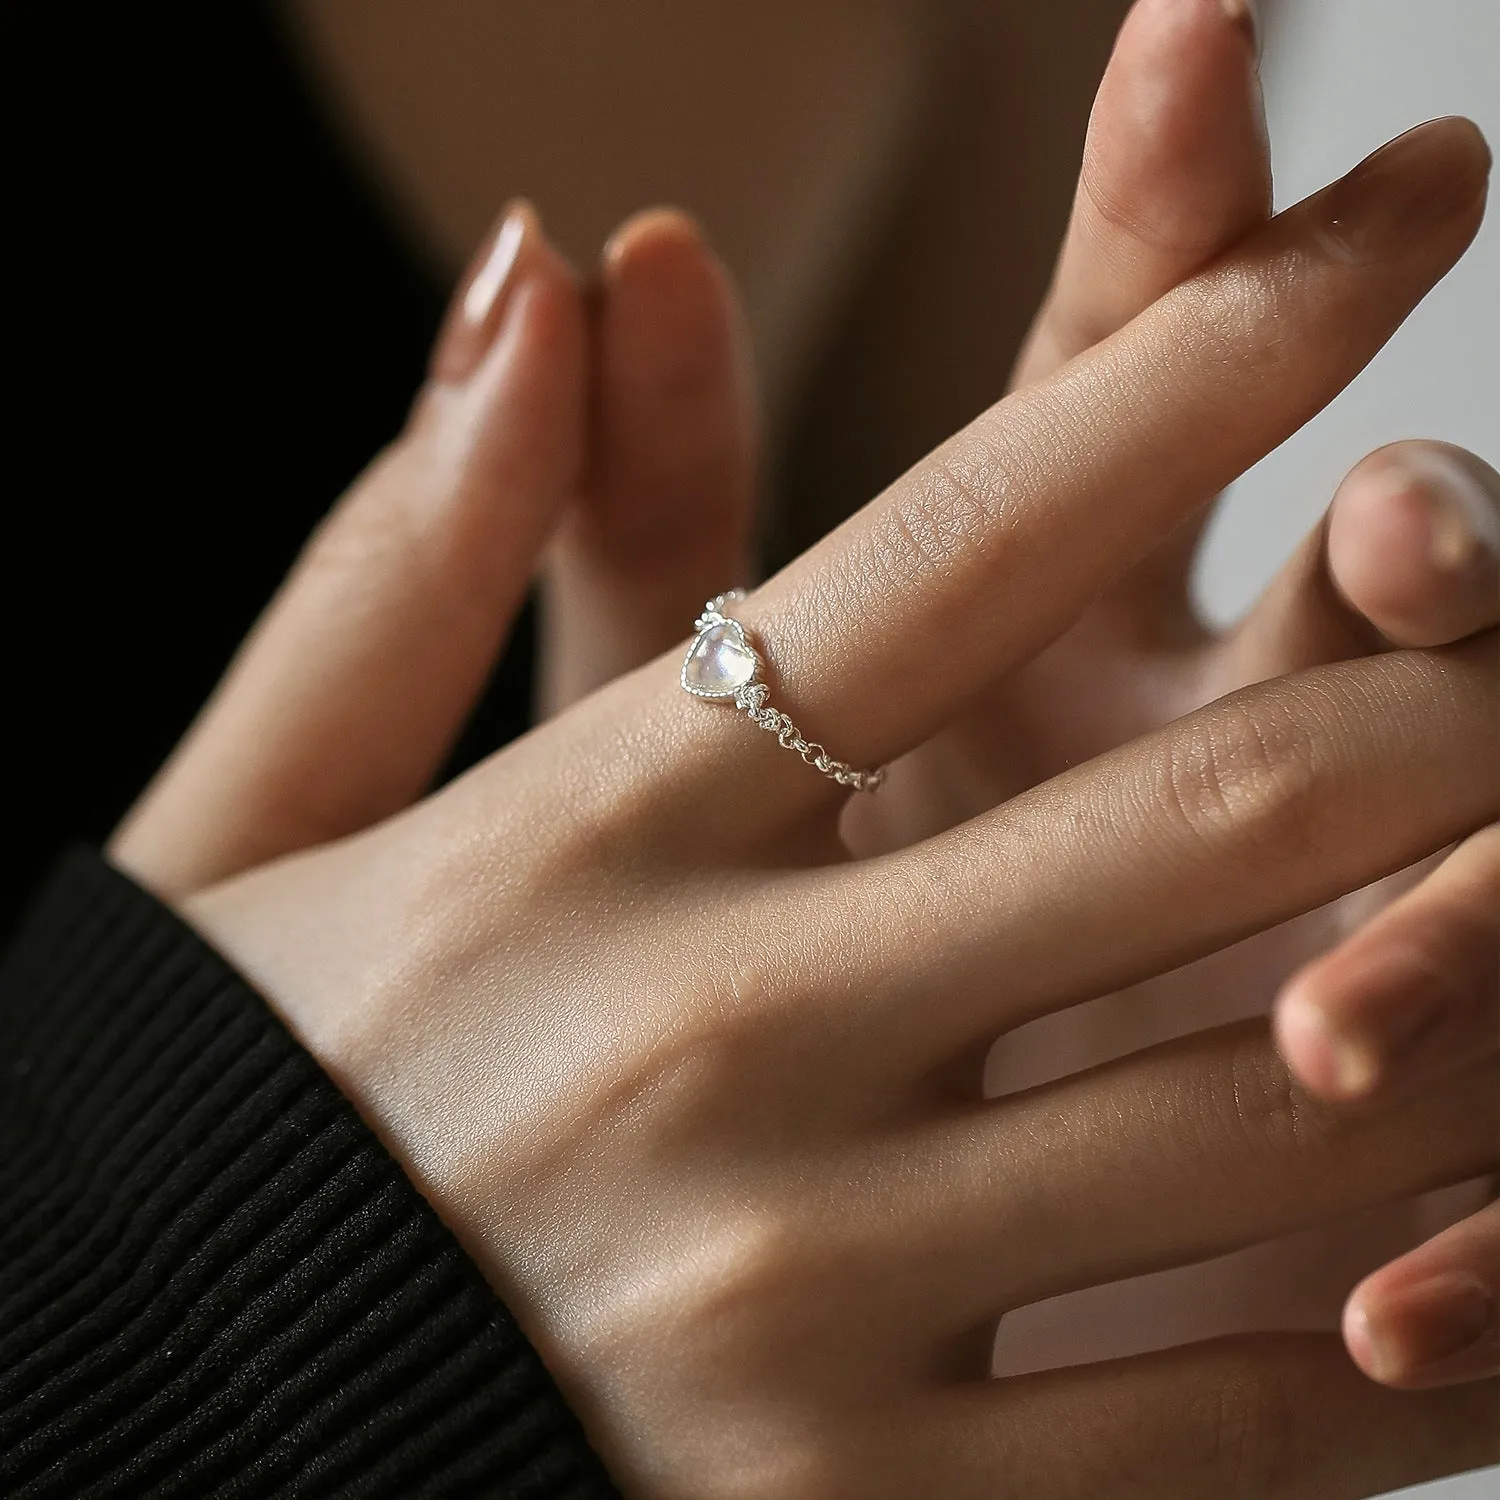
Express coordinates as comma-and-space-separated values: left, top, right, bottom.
681, 591, 885, 793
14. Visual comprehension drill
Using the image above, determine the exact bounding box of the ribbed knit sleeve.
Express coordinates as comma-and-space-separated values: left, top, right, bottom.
0, 849, 621, 1499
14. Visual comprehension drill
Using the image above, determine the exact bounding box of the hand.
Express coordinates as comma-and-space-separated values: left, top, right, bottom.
112, 97, 1497, 1500
835, 0, 1500, 1387
1265, 424, 1499, 1402
114, 200, 755, 896
1278, 814, 1500, 1394
1273, 450, 1500, 1389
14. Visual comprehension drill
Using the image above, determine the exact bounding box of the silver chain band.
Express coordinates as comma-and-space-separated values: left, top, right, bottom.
683, 592, 885, 794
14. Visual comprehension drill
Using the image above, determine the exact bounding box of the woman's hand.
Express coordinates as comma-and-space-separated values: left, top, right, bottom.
1273, 448, 1500, 1388
113, 200, 754, 898
111, 94, 1497, 1499
830, 0, 1500, 1391
1278, 814, 1500, 1394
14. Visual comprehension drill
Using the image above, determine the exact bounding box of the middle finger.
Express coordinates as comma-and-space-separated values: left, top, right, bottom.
733, 119, 1489, 788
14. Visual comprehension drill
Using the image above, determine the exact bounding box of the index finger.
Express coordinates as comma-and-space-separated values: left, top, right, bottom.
738, 119, 1490, 785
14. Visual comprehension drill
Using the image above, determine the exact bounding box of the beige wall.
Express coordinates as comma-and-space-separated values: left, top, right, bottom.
1198, 0, 1500, 637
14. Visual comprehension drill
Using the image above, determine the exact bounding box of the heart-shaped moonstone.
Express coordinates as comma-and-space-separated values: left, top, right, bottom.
682, 621, 758, 698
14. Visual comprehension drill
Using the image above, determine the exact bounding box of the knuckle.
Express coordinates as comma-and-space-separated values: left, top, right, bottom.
878, 458, 998, 586
1209, 1358, 1299, 1497
1170, 261, 1299, 387
685, 1427, 847, 1500
1153, 694, 1323, 869
667, 1209, 822, 1367
860, 430, 1030, 595
1218, 1032, 1325, 1162
1078, 153, 1231, 264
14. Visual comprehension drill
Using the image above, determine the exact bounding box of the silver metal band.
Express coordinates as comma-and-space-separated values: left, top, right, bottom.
681, 591, 885, 794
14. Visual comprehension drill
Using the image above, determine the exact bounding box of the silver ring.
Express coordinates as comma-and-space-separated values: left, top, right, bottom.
681, 591, 885, 794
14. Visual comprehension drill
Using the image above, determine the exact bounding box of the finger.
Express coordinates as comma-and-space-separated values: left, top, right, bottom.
839, 639, 1499, 1058
1346, 1198, 1500, 1390
1012, 0, 1272, 626
1331, 442, 1500, 647
733, 118, 1490, 786
1012, 0, 1270, 390
111, 206, 587, 898
540, 209, 756, 716
907, 1021, 1496, 1320
908, 1335, 1499, 1499
1276, 825, 1500, 1103
1222, 441, 1500, 682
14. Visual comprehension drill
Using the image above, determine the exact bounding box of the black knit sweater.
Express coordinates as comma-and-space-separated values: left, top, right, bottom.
0, 849, 620, 1498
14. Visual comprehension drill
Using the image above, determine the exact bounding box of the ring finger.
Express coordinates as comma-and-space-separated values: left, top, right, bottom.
720, 118, 1489, 808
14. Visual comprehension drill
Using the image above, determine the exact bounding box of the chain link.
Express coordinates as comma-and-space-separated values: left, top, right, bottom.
694, 593, 885, 794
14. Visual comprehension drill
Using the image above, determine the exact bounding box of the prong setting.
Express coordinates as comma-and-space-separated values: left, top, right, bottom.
681, 591, 885, 794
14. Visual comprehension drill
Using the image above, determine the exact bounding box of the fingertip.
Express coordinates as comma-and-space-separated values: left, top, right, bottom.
481, 256, 589, 437
1089, 0, 1272, 241
1432, 115, 1495, 185
1327, 442, 1500, 648
600, 207, 746, 376
1274, 976, 1380, 1102
1028, 0, 1272, 379
1345, 1269, 1500, 1390
430, 200, 584, 388
423, 240, 589, 554
1219, 0, 1260, 58
592, 204, 756, 524
1342, 1287, 1390, 1384
603, 206, 711, 277
1117, 0, 1257, 64
507, 282, 589, 445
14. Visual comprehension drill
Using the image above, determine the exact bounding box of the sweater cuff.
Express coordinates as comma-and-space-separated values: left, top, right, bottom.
0, 847, 619, 1499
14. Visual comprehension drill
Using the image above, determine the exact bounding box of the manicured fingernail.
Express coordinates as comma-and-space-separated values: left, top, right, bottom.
431, 201, 537, 383
1317, 118, 1492, 265
463, 209, 530, 325
1221, 0, 1261, 60
1358, 1275, 1497, 1384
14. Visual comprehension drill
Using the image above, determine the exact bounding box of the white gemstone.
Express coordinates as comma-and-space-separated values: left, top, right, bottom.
683, 621, 758, 697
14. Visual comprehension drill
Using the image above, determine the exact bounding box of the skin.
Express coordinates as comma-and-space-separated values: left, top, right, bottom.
110, 2, 1499, 1493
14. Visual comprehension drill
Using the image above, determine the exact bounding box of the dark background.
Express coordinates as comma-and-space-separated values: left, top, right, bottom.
8, 3, 1116, 937
7, 8, 533, 935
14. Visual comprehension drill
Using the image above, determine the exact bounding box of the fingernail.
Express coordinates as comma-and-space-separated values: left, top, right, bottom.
431, 201, 537, 383
1327, 1037, 1382, 1099
1361, 1275, 1497, 1384
1279, 990, 1382, 1099
1317, 118, 1492, 265
1332, 959, 1457, 1099
1279, 949, 1459, 1101
1409, 449, 1500, 575
1221, 0, 1262, 61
